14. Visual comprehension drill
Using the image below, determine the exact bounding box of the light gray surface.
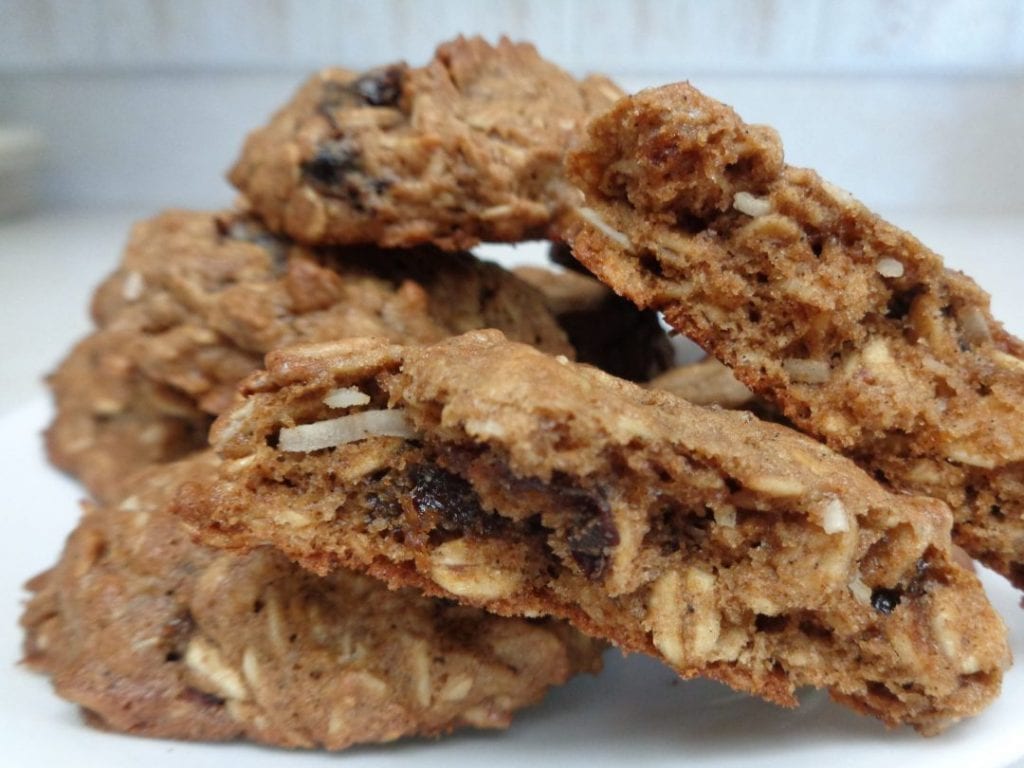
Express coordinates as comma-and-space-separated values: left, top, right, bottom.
3, 0, 1023, 74
2, 71, 1022, 212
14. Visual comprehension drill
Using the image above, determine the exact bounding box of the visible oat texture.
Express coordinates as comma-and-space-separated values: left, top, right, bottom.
47, 209, 571, 502
177, 331, 1009, 734
514, 261, 674, 381
21, 453, 602, 748
229, 36, 622, 249
565, 82, 1024, 589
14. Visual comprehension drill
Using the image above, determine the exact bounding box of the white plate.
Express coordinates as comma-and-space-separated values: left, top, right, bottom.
3, 397, 1024, 768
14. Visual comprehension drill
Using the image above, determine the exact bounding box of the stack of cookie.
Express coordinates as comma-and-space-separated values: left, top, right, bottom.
21, 36, 664, 749
21, 35, 1021, 750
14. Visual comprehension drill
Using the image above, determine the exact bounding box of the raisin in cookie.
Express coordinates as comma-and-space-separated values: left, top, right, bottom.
177, 331, 1009, 734
22, 452, 602, 748
565, 82, 1024, 588
48, 209, 571, 501
229, 36, 622, 249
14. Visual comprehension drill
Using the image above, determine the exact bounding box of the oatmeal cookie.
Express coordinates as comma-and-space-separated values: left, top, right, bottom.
229, 36, 622, 249
177, 331, 1009, 734
45, 331, 211, 504
647, 357, 755, 409
21, 453, 602, 748
565, 83, 1024, 588
514, 261, 673, 380
47, 209, 571, 501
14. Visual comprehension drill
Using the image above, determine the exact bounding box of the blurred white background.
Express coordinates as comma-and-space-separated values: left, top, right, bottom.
1, 0, 1022, 214
0, 0, 1022, 408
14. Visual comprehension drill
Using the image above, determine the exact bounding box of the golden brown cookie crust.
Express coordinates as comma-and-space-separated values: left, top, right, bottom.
22, 453, 602, 748
229, 36, 622, 249
178, 331, 1009, 734
565, 82, 1024, 588
48, 209, 571, 501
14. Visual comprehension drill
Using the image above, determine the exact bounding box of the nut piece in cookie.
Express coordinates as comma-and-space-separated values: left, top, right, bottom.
21, 453, 602, 748
48, 209, 571, 502
177, 331, 1010, 735
565, 82, 1024, 589
229, 36, 622, 249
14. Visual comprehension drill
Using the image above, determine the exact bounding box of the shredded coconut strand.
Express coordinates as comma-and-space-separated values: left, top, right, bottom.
732, 191, 772, 218
876, 257, 905, 278
323, 386, 371, 409
577, 207, 631, 249
821, 497, 849, 534
279, 410, 415, 452
849, 576, 872, 606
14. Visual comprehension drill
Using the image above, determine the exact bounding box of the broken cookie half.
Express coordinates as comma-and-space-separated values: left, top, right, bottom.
22, 452, 602, 749
564, 82, 1024, 590
177, 331, 1010, 734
